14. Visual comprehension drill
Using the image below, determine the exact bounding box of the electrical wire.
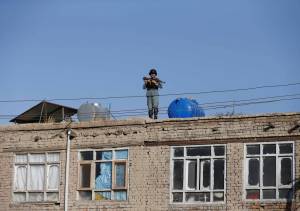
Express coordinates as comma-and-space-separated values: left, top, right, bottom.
112, 96, 300, 118
1, 93, 299, 120
2, 93, 300, 117
0, 82, 299, 103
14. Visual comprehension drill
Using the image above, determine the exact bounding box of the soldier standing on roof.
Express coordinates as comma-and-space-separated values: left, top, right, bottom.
143, 68, 164, 119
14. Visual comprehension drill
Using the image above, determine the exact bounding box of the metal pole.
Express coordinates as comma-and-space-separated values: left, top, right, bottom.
39, 102, 45, 123
62, 107, 65, 122
64, 129, 71, 211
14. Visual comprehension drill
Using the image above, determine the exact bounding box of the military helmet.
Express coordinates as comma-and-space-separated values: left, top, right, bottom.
149, 68, 157, 75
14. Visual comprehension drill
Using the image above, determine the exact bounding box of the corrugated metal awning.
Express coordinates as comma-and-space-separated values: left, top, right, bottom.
10, 100, 77, 124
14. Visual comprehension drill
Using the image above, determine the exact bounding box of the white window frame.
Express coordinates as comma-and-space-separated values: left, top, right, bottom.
170, 144, 226, 204
244, 141, 295, 201
77, 148, 129, 201
13, 152, 60, 203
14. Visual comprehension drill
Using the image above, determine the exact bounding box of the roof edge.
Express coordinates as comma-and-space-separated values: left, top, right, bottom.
0, 112, 299, 132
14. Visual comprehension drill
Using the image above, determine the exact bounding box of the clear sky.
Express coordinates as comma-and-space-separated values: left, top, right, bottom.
0, 0, 299, 124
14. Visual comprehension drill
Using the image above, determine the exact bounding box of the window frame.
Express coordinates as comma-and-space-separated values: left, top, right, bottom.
170, 144, 226, 204
12, 152, 60, 203
77, 148, 129, 201
243, 141, 295, 202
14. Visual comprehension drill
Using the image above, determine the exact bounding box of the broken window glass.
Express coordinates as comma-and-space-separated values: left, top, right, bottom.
214, 146, 225, 156
279, 143, 293, 154
200, 192, 210, 202
186, 192, 210, 202
214, 159, 224, 189
95, 191, 111, 200
187, 160, 197, 189
115, 163, 126, 188
173, 192, 183, 202
171, 145, 226, 203
114, 191, 127, 201
248, 158, 260, 186
280, 158, 292, 185
115, 150, 128, 159
186, 192, 198, 202
213, 192, 224, 202
173, 160, 183, 190
173, 147, 184, 157
96, 151, 112, 160
247, 145, 260, 155
245, 143, 295, 201
78, 191, 92, 200
95, 162, 112, 190
187, 146, 211, 156
80, 151, 93, 160
80, 164, 91, 188
246, 189, 260, 199
202, 160, 211, 189
262, 189, 276, 199
263, 157, 276, 186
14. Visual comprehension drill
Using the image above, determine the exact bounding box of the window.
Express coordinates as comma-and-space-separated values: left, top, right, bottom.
245, 142, 294, 200
78, 149, 128, 201
13, 152, 60, 202
171, 145, 226, 203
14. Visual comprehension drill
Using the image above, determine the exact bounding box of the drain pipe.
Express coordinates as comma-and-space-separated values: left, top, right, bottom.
64, 129, 72, 211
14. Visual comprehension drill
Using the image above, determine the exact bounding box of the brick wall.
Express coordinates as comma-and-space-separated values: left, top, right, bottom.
0, 113, 299, 210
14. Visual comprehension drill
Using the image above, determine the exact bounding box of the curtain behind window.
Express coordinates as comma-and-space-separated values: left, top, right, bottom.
48, 165, 59, 189
29, 165, 45, 190
47, 153, 60, 162
15, 166, 27, 190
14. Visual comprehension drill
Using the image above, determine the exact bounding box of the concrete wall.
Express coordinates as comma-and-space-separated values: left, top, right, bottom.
0, 113, 299, 211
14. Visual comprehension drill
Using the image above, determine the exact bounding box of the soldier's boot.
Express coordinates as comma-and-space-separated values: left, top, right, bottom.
153, 108, 158, 119
148, 109, 154, 119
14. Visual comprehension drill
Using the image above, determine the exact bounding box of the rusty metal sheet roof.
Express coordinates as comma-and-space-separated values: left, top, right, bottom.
10, 100, 77, 124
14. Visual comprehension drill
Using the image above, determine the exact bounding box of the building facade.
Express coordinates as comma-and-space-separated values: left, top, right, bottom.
0, 113, 299, 211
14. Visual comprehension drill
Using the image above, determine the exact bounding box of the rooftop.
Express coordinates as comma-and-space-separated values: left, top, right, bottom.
1, 112, 299, 132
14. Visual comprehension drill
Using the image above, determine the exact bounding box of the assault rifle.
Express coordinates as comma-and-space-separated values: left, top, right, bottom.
143, 77, 166, 84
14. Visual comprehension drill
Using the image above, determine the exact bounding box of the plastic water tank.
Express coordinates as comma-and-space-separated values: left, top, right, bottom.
168, 98, 205, 118
78, 102, 110, 122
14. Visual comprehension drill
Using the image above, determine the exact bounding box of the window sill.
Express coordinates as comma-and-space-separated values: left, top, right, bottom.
170, 201, 226, 206
10, 201, 60, 206
243, 200, 293, 209
76, 200, 128, 203
244, 199, 293, 203
74, 200, 130, 209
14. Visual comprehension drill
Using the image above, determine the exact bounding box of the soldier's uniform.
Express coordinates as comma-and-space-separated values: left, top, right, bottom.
143, 69, 163, 119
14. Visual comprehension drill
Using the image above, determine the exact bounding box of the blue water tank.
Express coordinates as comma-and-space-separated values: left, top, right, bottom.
168, 98, 205, 118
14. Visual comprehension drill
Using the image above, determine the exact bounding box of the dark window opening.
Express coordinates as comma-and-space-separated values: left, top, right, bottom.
173, 160, 184, 190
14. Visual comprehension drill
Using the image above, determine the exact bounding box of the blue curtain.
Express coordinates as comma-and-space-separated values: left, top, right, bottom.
95, 162, 112, 189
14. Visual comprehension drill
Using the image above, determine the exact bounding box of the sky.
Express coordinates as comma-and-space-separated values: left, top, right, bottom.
0, 0, 299, 124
